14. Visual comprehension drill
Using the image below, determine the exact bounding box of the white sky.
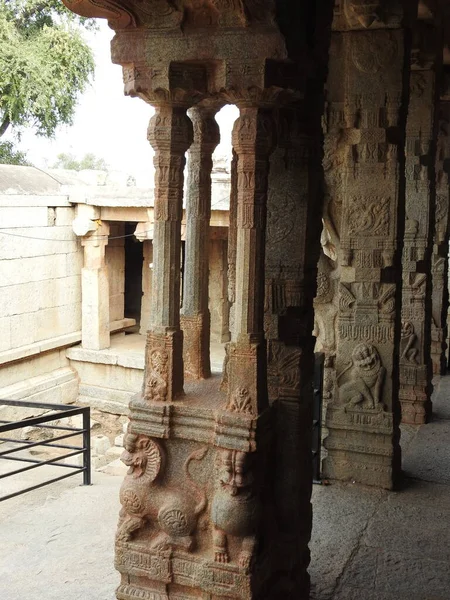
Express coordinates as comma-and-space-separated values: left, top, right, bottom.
11, 22, 238, 187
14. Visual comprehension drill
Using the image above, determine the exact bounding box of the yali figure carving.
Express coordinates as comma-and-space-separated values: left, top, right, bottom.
337, 343, 386, 410
117, 433, 207, 552
211, 449, 259, 570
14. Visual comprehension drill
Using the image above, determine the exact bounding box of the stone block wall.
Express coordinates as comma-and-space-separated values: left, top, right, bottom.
0, 193, 81, 406
0, 202, 82, 355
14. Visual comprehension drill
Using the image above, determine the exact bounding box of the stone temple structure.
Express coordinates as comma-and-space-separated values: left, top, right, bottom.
55, 0, 450, 598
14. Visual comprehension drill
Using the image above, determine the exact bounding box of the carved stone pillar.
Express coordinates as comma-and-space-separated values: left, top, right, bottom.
264, 102, 323, 596
227, 149, 238, 342
399, 24, 440, 425
80, 222, 110, 351
431, 89, 450, 375
181, 105, 220, 380
143, 104, 193, 402
323, 5, 415, 489
225, 101, 275, 419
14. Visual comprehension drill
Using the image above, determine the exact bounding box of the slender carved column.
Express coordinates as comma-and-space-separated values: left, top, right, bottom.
144, 104, 193, 401
181, 105, 220, 380
225, 102, 275, 419
227, 148, 238, 340
323, 5, 415, 489
80, 222, 110, 350
431, 89, 450, 375
399, 24, 440, 425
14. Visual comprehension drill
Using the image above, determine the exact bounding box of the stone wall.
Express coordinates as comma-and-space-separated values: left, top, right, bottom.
0, 168, 82, 408
0, 204, 82, 356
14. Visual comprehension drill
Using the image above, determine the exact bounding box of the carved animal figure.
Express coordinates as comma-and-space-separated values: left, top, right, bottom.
338, 343, 385, 409
211, 450, 259, 569
117, 434, 207, 552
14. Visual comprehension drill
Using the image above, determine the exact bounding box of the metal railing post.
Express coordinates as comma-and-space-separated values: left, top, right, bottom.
82, 408, 92, 486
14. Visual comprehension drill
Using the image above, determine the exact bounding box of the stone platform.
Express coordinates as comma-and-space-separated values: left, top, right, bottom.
66, 334, 226, 415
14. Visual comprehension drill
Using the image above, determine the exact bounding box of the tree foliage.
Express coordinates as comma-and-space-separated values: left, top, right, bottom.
0, 141, 30, 165
52, 152, 109, 171
0, 0, 95, 140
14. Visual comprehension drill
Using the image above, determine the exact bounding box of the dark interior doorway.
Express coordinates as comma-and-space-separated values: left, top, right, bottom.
124, 222, 143, 329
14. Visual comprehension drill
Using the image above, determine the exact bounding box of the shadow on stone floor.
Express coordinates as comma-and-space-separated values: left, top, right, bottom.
310, 374, 450, 600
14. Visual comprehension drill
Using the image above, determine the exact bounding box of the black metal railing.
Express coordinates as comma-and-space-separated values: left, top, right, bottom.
312, 352, 325, 484
0, 400, 91, 502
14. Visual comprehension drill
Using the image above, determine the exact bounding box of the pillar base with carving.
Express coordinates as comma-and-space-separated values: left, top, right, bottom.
181, 312, 211, 381
399, 363, 432, 425
116, 375, 275, 600
143, 330, 184, 403
323, 405, 398, 490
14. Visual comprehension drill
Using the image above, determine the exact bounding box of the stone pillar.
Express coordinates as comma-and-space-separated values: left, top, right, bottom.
181, 106, 220, 380
264, 102, 324, 596
225, 102, 275, 419
135, 222, 153, 335
227, 149, 238, 341
323, 6, 415, 489
141, 103, 193, 402
399, 25, 440, 425
431, 89, 450, 375
80, 222, 110, 351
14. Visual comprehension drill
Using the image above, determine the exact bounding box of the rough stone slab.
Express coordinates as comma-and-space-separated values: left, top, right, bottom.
0, 332, 81, 366
431, 376, 450, 420
67, 347, 119, 365
78, 394, 129, 416
363, 480, 450, 562
99, 458, 127, 476
310, 482, 387, 600
402, 419, 450, 485
116, 353, 144, 369
335, 546, 450, 600
106, 446, 123, 460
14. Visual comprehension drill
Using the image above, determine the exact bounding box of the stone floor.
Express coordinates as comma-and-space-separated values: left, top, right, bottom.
310, 374, 450, 600
0, 376, 449, 599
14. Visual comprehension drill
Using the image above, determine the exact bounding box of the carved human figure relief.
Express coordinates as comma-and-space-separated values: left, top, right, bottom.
211, 450, 259, 570
117, 433, 207, 552
400, 320, 419, 364
144, 348, 168, 402
227, 387, 254, 416
337, 343, 386, 410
